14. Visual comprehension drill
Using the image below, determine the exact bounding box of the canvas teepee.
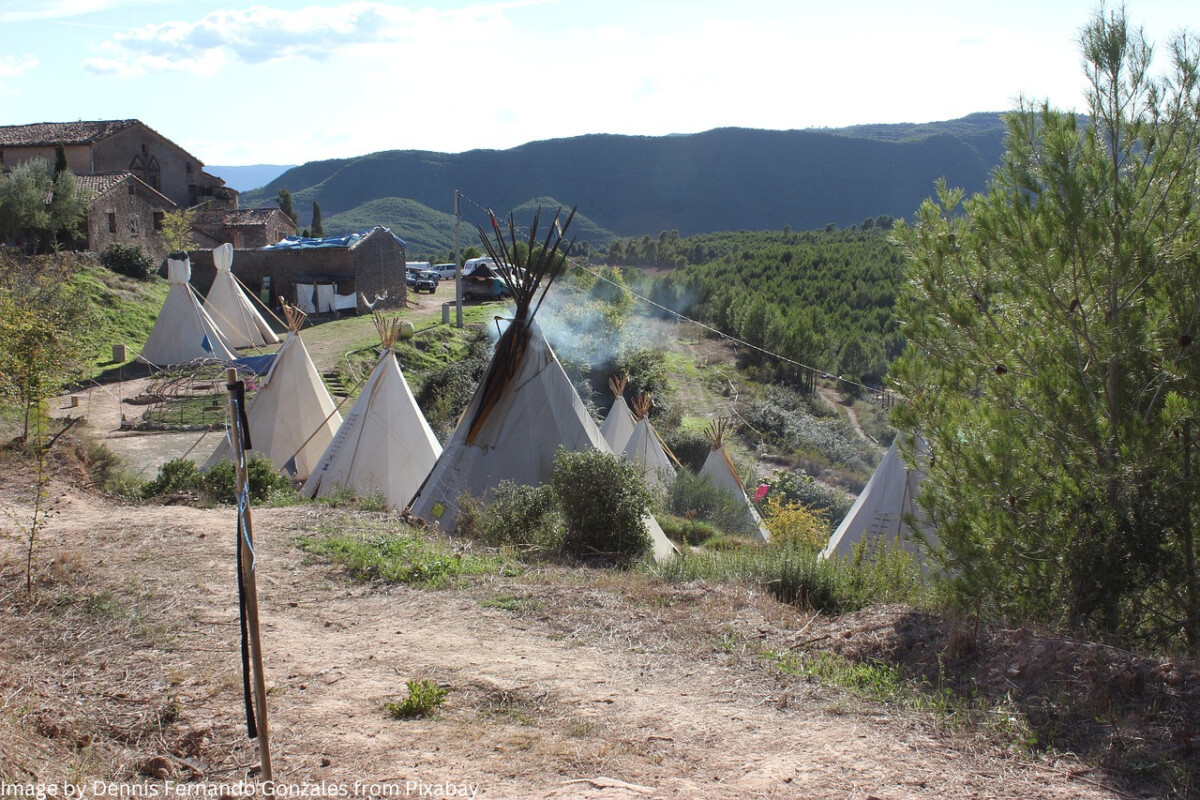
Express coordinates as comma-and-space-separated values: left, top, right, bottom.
622, 395, 677, 488
600, 375, 636, 453
408, 208, 675, 562
203, 243, 280, 349
206, 303, 342, 481
139, 254, 236, 366
820, 436, 932, 561
302, 315, 441, 510
700, 417, 771, 543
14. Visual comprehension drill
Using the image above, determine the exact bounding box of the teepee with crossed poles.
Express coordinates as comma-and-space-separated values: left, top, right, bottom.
206, 303, 341, 481
700, 417, 771, 543
302, 314, 441, 509
408, 208, 675, 562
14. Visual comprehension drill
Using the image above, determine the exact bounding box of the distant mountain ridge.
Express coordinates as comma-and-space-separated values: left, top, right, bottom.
240, 114, 1009, 256
207, 164, 296, 193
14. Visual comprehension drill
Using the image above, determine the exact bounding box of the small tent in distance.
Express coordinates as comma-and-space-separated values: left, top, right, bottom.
820, 436, 933, 562
700, 417, 771, 544
622, 395, 678, 489
303, 314, 441, 510
203, 243, 280, 349
139, 254, 236, 366
600, 375, 636, 453
206, 303, 342, 481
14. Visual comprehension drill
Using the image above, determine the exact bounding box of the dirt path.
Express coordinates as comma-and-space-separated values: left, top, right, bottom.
0, 478, 1118, 799
819, 386, 867, 442
54, 376, 223, 476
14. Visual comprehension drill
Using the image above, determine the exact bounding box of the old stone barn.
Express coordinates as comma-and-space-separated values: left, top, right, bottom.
186, 227, 408, 317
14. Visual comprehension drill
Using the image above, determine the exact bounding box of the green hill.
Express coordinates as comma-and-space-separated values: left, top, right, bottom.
323, 196, 615, 260
243, 116, 1009, 246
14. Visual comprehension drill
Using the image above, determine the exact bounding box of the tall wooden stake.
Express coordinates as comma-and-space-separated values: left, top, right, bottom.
226, 367, 273, 781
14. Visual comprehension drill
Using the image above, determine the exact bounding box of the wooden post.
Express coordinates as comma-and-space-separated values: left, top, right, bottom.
226, 367, 273, 782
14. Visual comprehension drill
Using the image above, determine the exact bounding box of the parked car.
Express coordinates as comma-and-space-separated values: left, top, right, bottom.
461, 275, 511, 301
433, 263, 457, 280
407, 268, 438, 293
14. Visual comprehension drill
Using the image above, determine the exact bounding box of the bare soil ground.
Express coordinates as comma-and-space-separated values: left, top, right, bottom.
4, 444, 1192, 799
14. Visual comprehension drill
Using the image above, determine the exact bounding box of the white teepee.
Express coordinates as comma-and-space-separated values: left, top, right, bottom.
621, 395, 677, 488
139, 254, 236, 366
700, 417, 771, 543
302, 316, 441, 510
408, 210, 675, 562
203, 243, 280, 349
600, 375, 636, 453
206, 304, 342, 481
820, 436, 932, 561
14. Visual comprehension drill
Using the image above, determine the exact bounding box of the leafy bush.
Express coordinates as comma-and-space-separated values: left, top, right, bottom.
455, 482, 563, 551
761, 495, 828, 551
99, 243, 155, 281
743, 386, 877, 477
665, 470, 757, 537
386, 679, 448, 719
82, 438, 143, 497
201, 457, 294, 504
142, 455, 293, 504
659, 427, 710, 473
415, 332, 492, 437
141, 458, 201, 499
763, 468, 853, 525
551, 448, 652, 562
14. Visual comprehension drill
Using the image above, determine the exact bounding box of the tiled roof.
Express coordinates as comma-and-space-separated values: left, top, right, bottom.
75, 173, 131, 195
0, 120, 141, 147
75, 171, 175, 205
222, 208, 286, 226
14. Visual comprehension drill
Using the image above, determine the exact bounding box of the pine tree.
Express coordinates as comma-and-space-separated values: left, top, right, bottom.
890, 8, 1200, 649
311, 200, 323, 237
277, 189, 296, 225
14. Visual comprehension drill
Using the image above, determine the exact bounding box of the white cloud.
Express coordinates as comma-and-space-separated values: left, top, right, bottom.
78, 1, 537, 77
0, 0, 159, 25
0, 55, 39, 78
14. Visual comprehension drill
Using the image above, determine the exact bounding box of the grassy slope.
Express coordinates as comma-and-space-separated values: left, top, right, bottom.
68, 263, 169, 377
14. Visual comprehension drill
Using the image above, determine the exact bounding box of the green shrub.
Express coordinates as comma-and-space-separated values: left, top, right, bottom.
82, 438, 143, 497
201, 456, 293, 504
665, 470, 757, 537
386, 679, 448, 719
656, 513, 723, 546
659, 428, 710, 473
645, 538, 924, 614
143, 455, 293, 504
141, 458, 201, 499
551, 448, 652, 563
455, 482, 563, 551
99, 243, 155, 281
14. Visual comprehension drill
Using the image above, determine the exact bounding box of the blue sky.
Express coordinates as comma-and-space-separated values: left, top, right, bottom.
1, 0, 1195, 166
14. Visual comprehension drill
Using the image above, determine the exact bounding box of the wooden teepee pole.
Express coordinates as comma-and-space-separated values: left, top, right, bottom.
225, 367, 273, 782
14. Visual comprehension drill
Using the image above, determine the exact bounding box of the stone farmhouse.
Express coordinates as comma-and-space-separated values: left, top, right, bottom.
1, 119, 407, 313
0, 119, 244, 261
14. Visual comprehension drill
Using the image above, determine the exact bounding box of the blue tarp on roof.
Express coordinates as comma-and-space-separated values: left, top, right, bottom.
261, 226, 407, 251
